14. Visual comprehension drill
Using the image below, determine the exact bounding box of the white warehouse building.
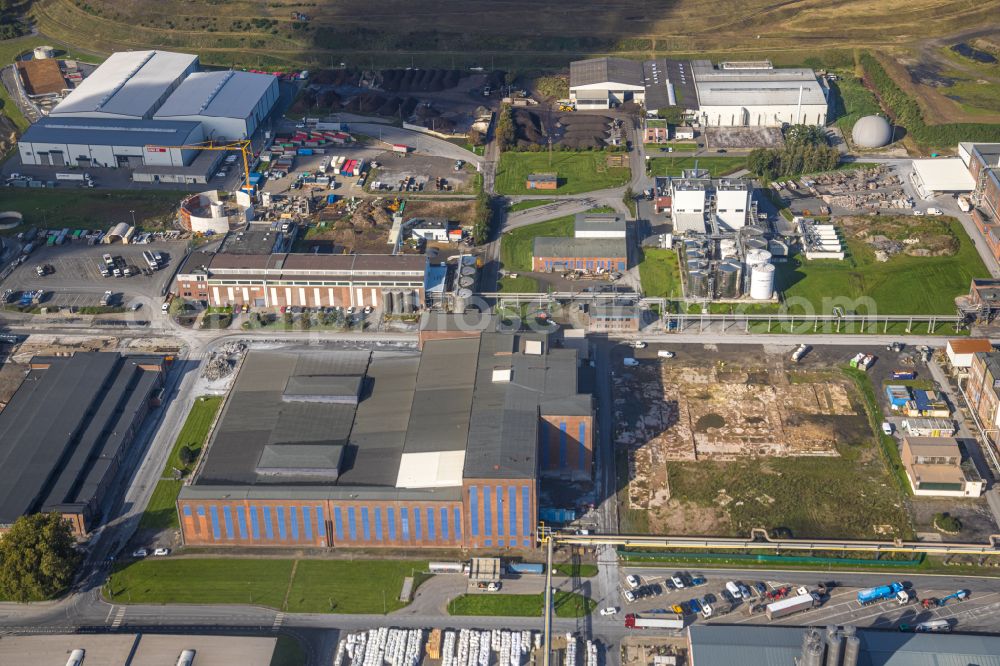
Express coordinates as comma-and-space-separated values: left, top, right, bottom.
48, 50, 198, 120
153, 70, 280, 140
691, 60, 828, 127
17, 117, 204, 169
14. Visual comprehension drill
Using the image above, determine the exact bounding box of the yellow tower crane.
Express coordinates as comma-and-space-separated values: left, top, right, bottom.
144, 139, 254, 192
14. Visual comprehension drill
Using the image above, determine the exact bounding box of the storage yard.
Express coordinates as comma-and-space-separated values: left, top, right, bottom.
613, 343, 911, 538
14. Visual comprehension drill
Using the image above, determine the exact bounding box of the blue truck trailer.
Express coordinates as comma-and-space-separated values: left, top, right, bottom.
507, 562, 544, 575
857, 582, 906, 605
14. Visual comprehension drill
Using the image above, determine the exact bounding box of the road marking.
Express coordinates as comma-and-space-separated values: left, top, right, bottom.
271, 612, 285, 632
111, 607, 126, 629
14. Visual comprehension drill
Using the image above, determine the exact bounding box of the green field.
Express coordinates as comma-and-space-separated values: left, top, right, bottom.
644, 143, 699, 152
0, 189, 185, 234
639, 248, 682, 298
107, 558, 429, 613
508, 199, 555, 212
499, 214, 574, 273
778, 221, 988, 315
646, 155, 746, 177
447, 591, 595, 617
553, 563, 598, 577
138, 396, 223, 532
830, 75, 882, 134
495, 152, 630, 195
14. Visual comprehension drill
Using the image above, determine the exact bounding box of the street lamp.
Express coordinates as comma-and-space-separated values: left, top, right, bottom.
129, 210, 136, 228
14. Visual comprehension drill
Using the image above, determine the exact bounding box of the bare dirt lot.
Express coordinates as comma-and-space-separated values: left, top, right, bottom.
705, 127, 784, 150
613, 343, 910, 539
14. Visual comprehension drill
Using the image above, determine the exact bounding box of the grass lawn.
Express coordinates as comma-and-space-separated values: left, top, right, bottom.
107, 559, 293, 607
0, 189, 185, 234
644, 143, 698, 152
285, 560, 428, 614
138, 396, 223, 532
646, 155, 746, 177
107, 558, 429, 614
499, 214, 574, 272
553, 563, 598, 577
270, 636, 307, 666
639, 248, 682, 298
498, 275, 541, 292
830, 75, 882, 133
447, 591, 595, 618
495, 152, 630, 195
777, 221, 988, 315
508, 199, 555, 212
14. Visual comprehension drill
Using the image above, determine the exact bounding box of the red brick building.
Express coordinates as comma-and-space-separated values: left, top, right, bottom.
175, 251, 427, 310
526, 173, 558, 190
532, 237, 628, 273
178, 320, 592, 550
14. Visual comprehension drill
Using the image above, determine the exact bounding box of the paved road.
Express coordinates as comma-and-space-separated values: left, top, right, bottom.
346, 123, 481, 166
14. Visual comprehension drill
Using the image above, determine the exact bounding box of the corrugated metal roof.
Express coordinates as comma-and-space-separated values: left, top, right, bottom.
154, 70, 276, 119
570, 57, 644, 88
692, 59, 826, 107
20, 116, 202, 148
533, 236, 627, 259
51, 50, 197, 118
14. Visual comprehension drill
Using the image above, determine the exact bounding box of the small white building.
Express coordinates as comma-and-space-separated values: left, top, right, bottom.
946, 338, 994, 373
408, 218, 451, 242
573, 213, 626, 239
910, 158, 976, 199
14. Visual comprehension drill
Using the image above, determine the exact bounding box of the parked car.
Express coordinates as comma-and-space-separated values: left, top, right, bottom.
671, 573, 687, 589
688, 598, 702, 614
882, 422, 894, 435
132, 548, 148, 558
690, 575, 707, 587
599, 606, 619, 616
725, 581, 743, 599
630, 341, 647, 349
622, 589, 636, 603
754, 582, 767, 597
487, 582, 501, 592
701, 602, 713, 618
625, 574, 641, 589
153, 547, 170, 556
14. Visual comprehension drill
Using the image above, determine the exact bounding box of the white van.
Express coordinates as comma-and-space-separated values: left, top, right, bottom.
657, 350, 676, 359
725, 581, 742, 599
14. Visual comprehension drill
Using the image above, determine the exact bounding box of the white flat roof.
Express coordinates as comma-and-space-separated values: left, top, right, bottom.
395, 450, 466, 488
51, 50, 197, 118
692, 59, 826, 107
155, 70, 277, 120
911, 157, 976, 191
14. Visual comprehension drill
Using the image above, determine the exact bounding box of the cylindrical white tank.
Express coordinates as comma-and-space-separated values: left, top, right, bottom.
745, 249, 772, 267
719, 239, 738, 259
749, 262, 775, 300
33, 46, 55, 60
210, 202, 225, 218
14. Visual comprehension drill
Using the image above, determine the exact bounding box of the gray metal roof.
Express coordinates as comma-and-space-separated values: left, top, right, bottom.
402, 337, 478, 455
20, 116, 202, 148
533, 236, 627, 259
0, 352, 163, 525
574, 213, 626, 235
154, 70, 276, 120
691, 59, 827, 107
687, 625, 1000, 666
570, 57, 644, 88
50, 50, 197, 118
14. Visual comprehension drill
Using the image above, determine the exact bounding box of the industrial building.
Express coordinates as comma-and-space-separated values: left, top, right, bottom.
153, 70, 280, 140
909, 157, 975, 199
686, 624, 1000, 666
531, 213, 629, 273
945, 337, 993, 374
177, 323, 593, 549
691, 60, 828, 127
0, 633, 277, 666
48, 50, 198, 119
901, 437, 984, 498
587, 303, 641, 332
965, 350, 1000, 438
573, 213, 626, 238
16, 49, 278, 183
175, 250, 428, 310
569, 57, 675, 113
0, 352, 165, 535
663, 171, 754, 234
960, 143, 1000, 263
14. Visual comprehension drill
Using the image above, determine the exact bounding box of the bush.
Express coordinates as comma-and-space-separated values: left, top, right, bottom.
934, 513, 962, 533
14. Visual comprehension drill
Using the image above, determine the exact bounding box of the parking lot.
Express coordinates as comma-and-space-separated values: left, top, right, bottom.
617, 567, 1000, 632
1, 241, 186, 310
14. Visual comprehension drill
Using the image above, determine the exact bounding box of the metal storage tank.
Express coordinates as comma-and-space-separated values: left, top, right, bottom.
745, 248, 772, 267
719, 238, 738, 259
454, 288, 472, 312
33, 45, 55, 59
852, 115, 893, 148
768, 239, 790, 256
686, 259, 707, 275
460, 264, 476, 277
684, 240, 703, 252
716, 261, 741, 299
825, 627, 843, 666
392, 290, 404, 314
746, 237, 768, 250
687, 270, 709, 299
383, 290, 395, 314
749, 262, 775, 300
402, 290, 415, 313
842, 636, 861, 666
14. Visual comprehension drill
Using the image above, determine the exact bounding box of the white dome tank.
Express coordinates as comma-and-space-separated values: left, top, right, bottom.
852, 115, 893, 148
745, 249, 772, 267
749, 262, 776, 300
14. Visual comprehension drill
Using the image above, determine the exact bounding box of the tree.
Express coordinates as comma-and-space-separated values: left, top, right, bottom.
655, 106, 685, 126
467, 128, 484, 147
495, 104, 515, 152
178, 445, 197, 467
0, 513, 79, 602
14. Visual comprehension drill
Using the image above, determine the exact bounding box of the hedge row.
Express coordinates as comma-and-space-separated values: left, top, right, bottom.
858, 51, 1000, 148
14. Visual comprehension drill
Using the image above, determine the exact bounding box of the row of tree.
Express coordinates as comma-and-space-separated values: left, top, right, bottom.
471, 189, 493, 245
495, 104, 516, 152
746, 144, 841, 181
859, 51, 1000, 147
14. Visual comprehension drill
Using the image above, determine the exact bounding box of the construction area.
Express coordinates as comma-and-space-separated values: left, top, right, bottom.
775, 166, 914, 216
511, 109, 626, 149
613, 343, 910, 539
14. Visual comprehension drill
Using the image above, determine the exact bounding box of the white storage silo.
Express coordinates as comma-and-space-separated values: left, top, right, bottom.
749, 262, 775, 300
745, 248, 772, 267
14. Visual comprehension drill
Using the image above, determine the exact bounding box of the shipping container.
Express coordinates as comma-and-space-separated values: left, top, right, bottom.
297, 148, 314, 156
506, 562, 544, 575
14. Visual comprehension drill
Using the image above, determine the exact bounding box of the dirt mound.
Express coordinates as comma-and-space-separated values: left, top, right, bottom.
840, 215, 959, 257
512, 108, 545, 145
310, 69, 360, 86
379, 68, 468, 93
